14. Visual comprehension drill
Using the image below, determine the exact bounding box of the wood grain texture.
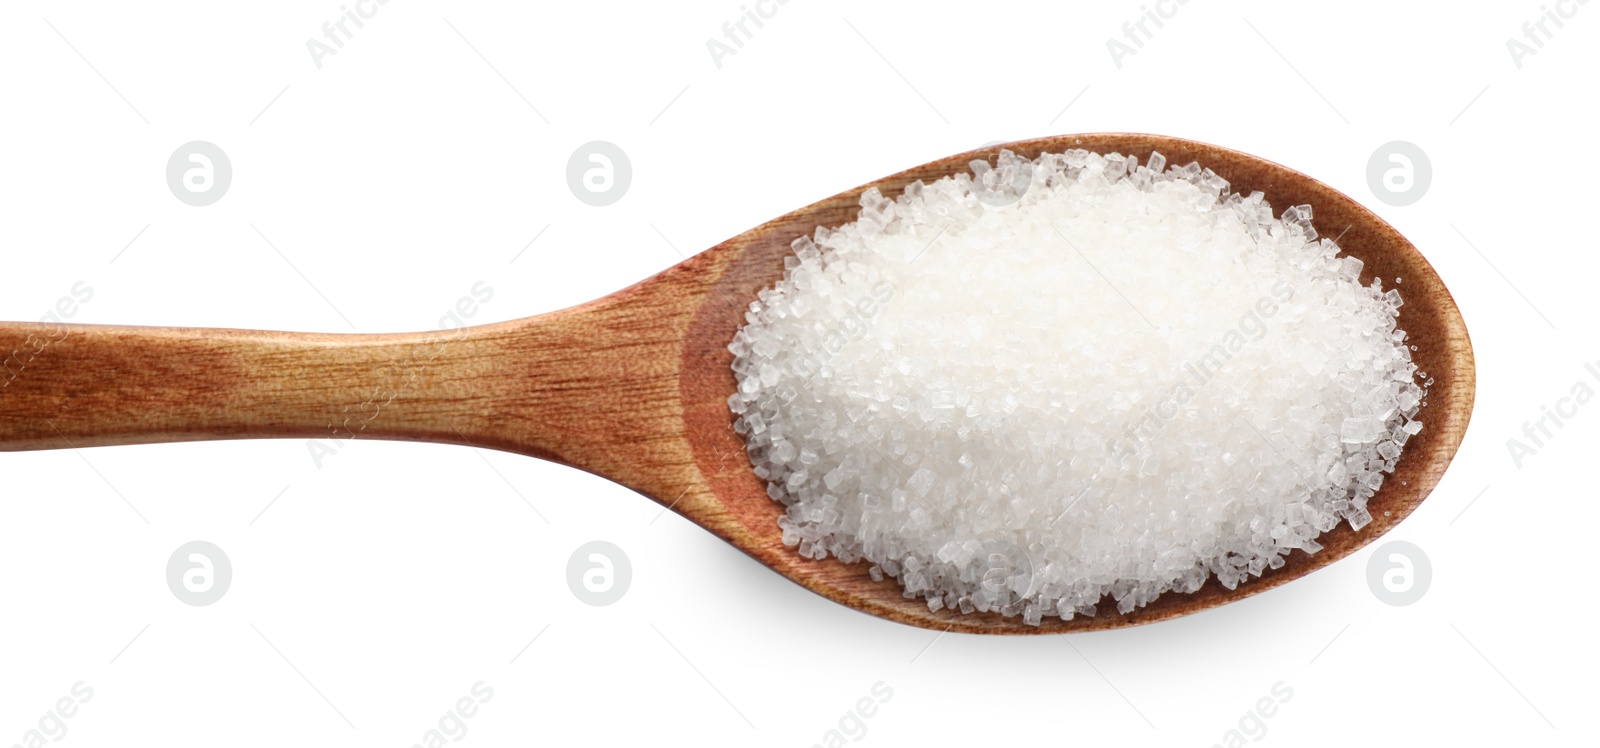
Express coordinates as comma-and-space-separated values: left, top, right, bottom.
0, 134, 1474, 634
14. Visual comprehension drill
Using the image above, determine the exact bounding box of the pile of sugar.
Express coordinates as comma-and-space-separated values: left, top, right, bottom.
728, 150, 1424, 624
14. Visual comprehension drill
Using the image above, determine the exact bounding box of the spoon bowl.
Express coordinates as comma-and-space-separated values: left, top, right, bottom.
0, 133, 1474, 634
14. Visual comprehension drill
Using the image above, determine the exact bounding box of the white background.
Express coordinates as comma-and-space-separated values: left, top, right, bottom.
0, 1, 1593, 746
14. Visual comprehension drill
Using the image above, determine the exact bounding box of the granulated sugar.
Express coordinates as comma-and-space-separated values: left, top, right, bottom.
727, 150, 1422, 623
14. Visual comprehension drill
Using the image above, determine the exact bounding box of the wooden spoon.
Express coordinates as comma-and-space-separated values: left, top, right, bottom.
0, 134, 1474, 634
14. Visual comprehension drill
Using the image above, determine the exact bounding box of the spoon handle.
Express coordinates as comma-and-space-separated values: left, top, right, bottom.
0, 308, 697, 501
0, 320, 514, 453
